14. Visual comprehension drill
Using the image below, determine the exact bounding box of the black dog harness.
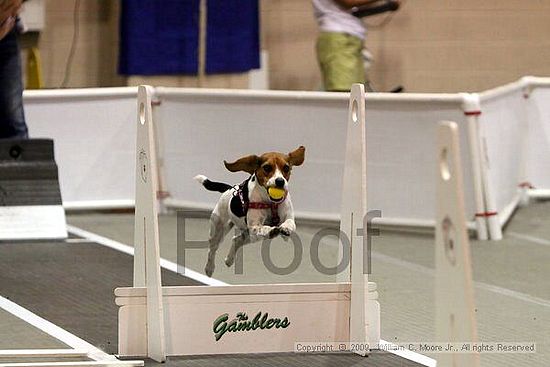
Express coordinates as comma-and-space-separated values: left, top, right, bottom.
230, 176, 285, 226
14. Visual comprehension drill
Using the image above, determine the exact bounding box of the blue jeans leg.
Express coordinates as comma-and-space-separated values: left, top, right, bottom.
0, 29, 28, 139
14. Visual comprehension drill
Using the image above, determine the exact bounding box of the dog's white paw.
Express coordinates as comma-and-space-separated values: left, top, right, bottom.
254, 225, 279, 239
279, 225, 292, 237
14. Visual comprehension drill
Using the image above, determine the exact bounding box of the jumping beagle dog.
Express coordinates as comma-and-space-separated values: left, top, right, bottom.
194, 146, 305, 277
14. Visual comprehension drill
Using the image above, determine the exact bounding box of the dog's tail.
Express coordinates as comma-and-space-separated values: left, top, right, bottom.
194, 175, 233, 193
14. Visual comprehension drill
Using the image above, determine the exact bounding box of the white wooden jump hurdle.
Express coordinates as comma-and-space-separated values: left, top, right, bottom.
435, 121, 479, 367
115, 85, 380, 362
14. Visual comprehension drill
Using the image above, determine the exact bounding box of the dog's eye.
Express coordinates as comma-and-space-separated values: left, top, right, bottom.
263, 164, 272, 173
283, 164, 290, 173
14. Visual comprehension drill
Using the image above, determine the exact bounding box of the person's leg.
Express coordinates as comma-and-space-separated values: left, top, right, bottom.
0, 29, 28, 139
316, 32, 365, 92
344, 34, 366, 87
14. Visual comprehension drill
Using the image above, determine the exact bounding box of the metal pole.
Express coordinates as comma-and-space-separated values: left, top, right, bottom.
198, 0, 207, 87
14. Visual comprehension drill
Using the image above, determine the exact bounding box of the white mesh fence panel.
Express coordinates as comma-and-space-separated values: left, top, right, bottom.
478, 89, 527, 218
525, 87, 550, 193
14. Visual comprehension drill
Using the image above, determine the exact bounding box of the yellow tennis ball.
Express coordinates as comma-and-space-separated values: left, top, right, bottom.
268, 187, 286, 200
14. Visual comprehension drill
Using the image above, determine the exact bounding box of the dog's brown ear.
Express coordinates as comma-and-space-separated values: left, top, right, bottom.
224, 155, 261, 174
287, 146, 305, 166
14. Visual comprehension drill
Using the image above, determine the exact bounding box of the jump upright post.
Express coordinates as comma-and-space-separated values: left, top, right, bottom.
115, 85, 378, 361
435, 121, 479, 367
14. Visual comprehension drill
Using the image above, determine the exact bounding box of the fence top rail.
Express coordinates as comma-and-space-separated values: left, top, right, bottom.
21, 86, 476, 106
156, 87, 465, 105
20, 75, 550, 104
479, 79, 526, 103
23, 87, 138, 101
156, 86, 347, 102
479, 76, 550, 102
524, 76, 550, 88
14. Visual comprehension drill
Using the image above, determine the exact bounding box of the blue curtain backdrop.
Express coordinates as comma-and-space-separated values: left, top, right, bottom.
119, 0, 260, 75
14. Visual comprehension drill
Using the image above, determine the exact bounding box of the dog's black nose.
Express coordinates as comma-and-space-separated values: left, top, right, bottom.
275, 178, 285, 188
